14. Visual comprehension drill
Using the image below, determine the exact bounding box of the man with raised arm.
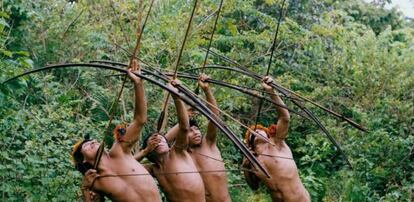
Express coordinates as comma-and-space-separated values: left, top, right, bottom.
71, 60, 162, 202
242, 76, 310, 202
159, 73, 231, 202
136, 79, 206, 202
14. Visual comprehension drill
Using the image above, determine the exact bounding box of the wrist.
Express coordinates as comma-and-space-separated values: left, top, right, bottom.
81, 186, 90, 192
133, 79, 142, 84
171, 94, 179, 99
143, 147, 151, 155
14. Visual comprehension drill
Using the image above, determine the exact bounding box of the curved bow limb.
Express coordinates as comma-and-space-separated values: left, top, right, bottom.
193, 59, 355, 168
183, 64, 355, 168
90, 60, 290, 149
189, 64, 367, 132
89, 60, 309, 120
2, 62, 271, 177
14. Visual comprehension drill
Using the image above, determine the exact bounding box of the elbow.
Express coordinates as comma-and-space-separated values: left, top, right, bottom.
178, 126, 190, 134
180, 127, 189, 133
134, 117, 148, 126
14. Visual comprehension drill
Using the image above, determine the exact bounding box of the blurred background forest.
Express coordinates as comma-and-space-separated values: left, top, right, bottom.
0, 0, 413, 201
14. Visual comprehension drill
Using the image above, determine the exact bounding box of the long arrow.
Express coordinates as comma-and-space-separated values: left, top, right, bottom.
157, 0, 199, 133
195, 0, 224, 94
254, 0, 286, 129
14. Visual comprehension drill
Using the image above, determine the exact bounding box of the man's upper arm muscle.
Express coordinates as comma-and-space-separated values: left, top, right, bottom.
112, 61, 147, 154
203, 85, 219, 144
165, 124, 180, 143
171, 94, 190, 151
274, 117, 289, 140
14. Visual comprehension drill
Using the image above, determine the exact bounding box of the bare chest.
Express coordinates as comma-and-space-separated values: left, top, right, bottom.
255, 146, 298, 186
95, 157, 159, 200
154, 154, 204, 197
109, 155, 145, 174
190, 146, 224, 170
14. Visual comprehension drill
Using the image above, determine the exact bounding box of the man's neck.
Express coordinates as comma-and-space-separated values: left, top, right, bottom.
93, 152, 110, 173
155, 152, 168, 165
189, 143, 202, 150
254, 143, 268, 154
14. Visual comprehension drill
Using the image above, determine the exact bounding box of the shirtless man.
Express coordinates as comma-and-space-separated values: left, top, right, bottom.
135, 79, 205, 202
71, 60, 162, 202
242, 76, 310, 202
160, 73, 230, 202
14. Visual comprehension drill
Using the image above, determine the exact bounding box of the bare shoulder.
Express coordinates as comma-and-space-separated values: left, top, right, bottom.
202, 140, 221, 156
203, 135, 218, 147
270, 137, 287, 147
171, 147, 192, 160
143, 163, 155, 174
108, 142, 127, 158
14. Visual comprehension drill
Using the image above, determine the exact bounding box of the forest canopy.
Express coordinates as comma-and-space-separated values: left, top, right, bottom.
0, 0, 413, 201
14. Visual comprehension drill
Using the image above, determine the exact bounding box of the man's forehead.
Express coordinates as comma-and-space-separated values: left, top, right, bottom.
254, 130, 268, 138
255, 129, 266, 133
81, 139, 94, 149
150, 134, 163, 139
150, 134, 166, 142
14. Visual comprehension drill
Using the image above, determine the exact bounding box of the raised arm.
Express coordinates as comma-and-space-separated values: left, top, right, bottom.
165, 107, 198, 143
262, 76, 290, 140
199, 73, 219, 144
131, 61, 147, 125
116, 59, 147, 153
134, 149, 147, 162
165, 124, 180, 143
169, 80, 190, 151
134, 135, 160, 162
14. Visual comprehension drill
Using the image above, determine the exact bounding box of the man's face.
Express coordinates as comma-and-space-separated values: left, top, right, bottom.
188, 126, 202, 146
81, 139, 100, 162
151, 135, 169, 154
252, 129, 269, 149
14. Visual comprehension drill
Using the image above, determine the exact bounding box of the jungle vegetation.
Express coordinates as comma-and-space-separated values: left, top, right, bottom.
0, 0, 413, 201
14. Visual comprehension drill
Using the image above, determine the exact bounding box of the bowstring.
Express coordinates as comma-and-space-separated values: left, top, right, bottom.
195, 0, 224, 95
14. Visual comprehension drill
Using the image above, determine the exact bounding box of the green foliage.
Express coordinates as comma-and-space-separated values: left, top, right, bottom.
1, 0, 413, 201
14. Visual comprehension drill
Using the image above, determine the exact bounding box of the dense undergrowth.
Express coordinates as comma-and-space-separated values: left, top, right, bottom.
0, 0, 413, 201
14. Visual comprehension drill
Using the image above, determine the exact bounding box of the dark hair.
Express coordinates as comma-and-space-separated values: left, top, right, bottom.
141, 133, 168, 163
249, 134, 256, 150
72, 138, 93, 175
189, 118, 199, 128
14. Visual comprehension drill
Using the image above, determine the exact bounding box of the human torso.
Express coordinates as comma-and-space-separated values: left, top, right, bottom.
93, 149, 161, 201
254, 141, 310, 202
189, 139, 231, 202
154, 148, 206, 202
